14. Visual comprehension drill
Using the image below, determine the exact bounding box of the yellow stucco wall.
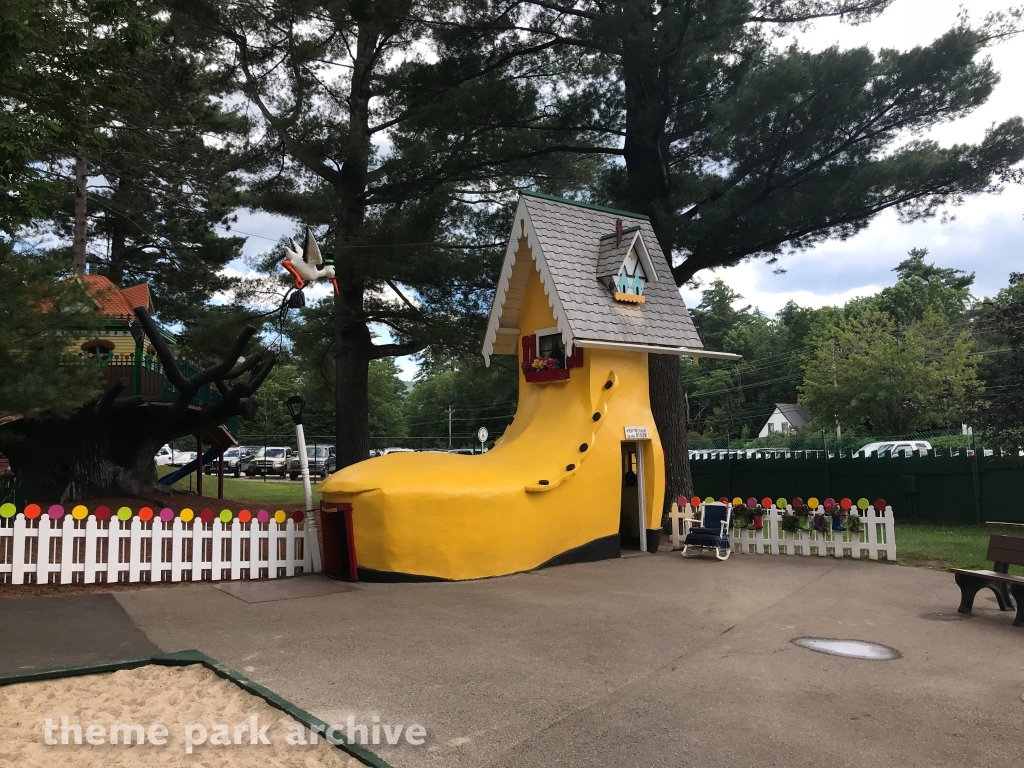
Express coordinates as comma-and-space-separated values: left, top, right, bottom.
319, 257, 665, 580
69, 327, 138, 357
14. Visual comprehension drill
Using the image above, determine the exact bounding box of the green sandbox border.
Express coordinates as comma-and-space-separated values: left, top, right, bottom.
0, 650, 393, 768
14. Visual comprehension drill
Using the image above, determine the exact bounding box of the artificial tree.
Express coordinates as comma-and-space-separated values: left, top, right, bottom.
0, 308, 274, 502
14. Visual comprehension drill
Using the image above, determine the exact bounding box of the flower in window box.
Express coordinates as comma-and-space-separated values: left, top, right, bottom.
524, 357, 561, 371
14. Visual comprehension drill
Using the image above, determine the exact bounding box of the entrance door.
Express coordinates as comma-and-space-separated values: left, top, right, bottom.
619, 442, 648, 552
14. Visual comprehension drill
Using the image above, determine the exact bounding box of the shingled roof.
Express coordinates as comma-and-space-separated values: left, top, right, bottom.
81, 275, 154, 317
483, 192, 705, 363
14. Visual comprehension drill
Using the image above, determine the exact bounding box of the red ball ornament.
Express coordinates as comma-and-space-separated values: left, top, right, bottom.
200, 508, 214, 523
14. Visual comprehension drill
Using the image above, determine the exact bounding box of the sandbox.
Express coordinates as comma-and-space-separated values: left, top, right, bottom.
0, 651, 388, 768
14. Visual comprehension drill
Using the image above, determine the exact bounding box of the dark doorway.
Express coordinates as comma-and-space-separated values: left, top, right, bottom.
619, 442, 643, 550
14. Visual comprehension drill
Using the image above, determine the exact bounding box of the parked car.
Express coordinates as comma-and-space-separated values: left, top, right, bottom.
155, 445, 197, 466
289, 445, 336, 480
380, 447, 415, 455
249, 446, 293, 476
203, 446, 253, 477
855, 440, 933, 457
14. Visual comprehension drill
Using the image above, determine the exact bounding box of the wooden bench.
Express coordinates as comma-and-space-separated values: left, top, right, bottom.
952, 535, 1024, 626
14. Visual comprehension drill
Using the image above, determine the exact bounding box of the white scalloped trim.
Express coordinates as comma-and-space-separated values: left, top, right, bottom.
482, 196, 575, 365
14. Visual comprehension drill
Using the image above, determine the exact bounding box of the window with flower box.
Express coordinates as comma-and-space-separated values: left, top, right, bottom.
521, 331, 582, 382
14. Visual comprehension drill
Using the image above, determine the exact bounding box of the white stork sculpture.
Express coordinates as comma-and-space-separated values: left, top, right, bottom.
281, 227, 337, 293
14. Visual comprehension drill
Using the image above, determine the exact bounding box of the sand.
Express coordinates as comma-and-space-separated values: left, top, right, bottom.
0, 663, 365, 767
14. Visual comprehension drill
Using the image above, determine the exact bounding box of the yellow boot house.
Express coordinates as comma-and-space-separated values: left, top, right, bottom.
319, 191, 729, 581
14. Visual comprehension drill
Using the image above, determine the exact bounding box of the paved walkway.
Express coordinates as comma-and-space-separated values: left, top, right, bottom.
4, 554, 1022, 767
0, 593, 159, 672
117, 555, 1023, 768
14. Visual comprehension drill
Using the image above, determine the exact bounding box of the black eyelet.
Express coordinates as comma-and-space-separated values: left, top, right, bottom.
592, 412, 601, 421
565, 464, 576, 471
538, 479, 549, 485
604, 380, 613, 389
579, 443, 588, 452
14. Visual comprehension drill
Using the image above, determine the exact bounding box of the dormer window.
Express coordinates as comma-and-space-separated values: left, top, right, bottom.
615, 248, 647, 298
596, 223, 657, 306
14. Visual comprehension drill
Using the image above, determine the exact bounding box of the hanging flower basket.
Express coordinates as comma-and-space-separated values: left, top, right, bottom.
731, 503, 751, 529
779, 512, 801, 533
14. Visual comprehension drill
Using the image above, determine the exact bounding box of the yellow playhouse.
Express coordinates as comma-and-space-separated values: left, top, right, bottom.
319, 191, 720, 581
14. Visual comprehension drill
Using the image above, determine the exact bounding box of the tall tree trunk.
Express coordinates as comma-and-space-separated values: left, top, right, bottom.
621, 60, 694, 518
72, 152, 88, 276
334, 287, 373, 469
649, 354, 693, 518
108, 215, 127, 286
332, 23, 376, 470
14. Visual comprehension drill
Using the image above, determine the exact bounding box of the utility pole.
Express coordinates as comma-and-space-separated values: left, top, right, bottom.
448, 405, 453, 448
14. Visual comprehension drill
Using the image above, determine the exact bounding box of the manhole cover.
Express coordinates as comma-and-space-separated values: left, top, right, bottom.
791, 637, 901, 660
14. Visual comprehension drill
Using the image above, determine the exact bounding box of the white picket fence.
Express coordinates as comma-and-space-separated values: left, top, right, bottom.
670, 504, 896, 561
0, 514, 315, 585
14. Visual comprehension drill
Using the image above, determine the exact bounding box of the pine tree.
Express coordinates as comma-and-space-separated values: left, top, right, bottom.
179, 0, 598, 470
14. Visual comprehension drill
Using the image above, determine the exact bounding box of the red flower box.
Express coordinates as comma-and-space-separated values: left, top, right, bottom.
524, 368, 570, 383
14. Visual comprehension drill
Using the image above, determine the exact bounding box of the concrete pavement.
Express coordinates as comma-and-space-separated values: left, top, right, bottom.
104, 553, 1024, 768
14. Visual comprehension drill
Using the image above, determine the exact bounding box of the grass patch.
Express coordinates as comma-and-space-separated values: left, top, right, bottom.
156, 467, 321, 506
896, 523, 1024, 574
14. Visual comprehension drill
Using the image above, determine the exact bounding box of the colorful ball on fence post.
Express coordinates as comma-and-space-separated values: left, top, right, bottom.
256, 510, 269, 524
24, 503, 41, 519
138, 507, 154, 521
94, 506, 111, 521
47, 505, 64, 520
116, 507, 133, 521
823, 498, 835, 509
776, 497, 787, 509
873, 498, 886, 511
0, 502, 16, 518
704, 496, 714, 505
746, 497, 757, 508
792, 497, 803, 509
292, 510, 304, 523
219, 509, 233, 524
807, 497, 819, 510
840, 498, 853, 511
273, 510, 287, 524
200, 508, 214, 523
159, 508, 174, 522
761, 497, 772, 509
238, 509, 252, 524
72, 505, 88, 520
179, 508, 194, 523
857, 498, 869, 511
690, 496, 700, 508
732, 497, 742, 506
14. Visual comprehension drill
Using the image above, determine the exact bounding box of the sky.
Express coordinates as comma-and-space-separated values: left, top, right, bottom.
223, 0, 1024, 375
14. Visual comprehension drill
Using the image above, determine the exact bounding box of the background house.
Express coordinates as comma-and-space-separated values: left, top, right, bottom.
758, 402, 811, 437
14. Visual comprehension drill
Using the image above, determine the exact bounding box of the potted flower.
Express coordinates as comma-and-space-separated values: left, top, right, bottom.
731, 503, 751, 530
748, 502, 765, 531
792, 497, 812, 531
847, 514, 863, 534
521, 356, 562, 373
780, 511, 800, 534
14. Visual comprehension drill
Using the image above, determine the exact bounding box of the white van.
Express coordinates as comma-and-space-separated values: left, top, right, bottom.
855, 441, 932, 457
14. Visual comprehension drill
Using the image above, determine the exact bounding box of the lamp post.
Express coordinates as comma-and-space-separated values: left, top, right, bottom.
128, 320, 146, 396
287, 395, 322, 572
